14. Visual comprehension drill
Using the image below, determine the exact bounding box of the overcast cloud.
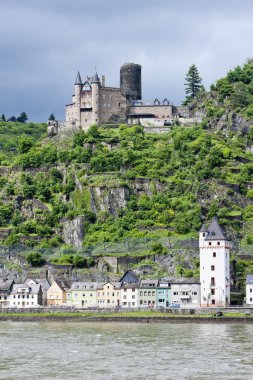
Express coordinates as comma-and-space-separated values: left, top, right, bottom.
0, 0, 253, 122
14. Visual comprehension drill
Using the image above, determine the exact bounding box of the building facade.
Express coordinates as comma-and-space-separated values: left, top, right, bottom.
199, 218, 230, 307
9, 284, 43, 308
246, 275, 253, 305
47, 280, 69, 306
97, 282, 121, 308
66, 282, 98, 308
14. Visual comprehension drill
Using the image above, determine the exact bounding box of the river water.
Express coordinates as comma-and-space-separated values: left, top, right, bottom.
0, 321, 253, 379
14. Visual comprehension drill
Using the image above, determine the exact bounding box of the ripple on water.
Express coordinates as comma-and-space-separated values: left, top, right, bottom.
0, 322, 253, 380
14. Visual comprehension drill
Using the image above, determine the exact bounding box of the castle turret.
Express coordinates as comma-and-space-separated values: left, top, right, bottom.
199, 217, 230, 307
74, 71, 82, 126
91, 71, 101, 125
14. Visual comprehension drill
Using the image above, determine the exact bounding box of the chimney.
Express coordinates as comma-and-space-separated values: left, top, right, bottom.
102, 75, 105, 87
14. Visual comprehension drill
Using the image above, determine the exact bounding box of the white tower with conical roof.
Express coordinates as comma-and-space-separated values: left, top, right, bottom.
91, 71, 101, 125
199, 218, 230, 307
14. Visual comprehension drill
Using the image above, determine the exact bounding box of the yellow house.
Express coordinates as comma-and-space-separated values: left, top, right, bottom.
97, 282, 121, 308
47, 280, 70, 306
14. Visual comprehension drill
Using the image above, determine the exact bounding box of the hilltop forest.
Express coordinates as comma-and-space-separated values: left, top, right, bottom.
1, 59, 253, 290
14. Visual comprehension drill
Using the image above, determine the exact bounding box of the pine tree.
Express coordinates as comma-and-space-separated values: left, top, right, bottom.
49, 113, 55, 121
184, 64, 202, 104
17, 112, 28, 123
1, 114, 6, 121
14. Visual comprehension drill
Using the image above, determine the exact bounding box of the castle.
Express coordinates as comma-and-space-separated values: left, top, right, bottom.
64, 63, 189, 131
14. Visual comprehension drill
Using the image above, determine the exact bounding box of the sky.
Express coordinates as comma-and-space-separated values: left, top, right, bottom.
0, 0, 253, 122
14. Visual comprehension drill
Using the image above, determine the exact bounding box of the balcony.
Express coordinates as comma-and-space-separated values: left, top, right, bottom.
180, 295, 190, 300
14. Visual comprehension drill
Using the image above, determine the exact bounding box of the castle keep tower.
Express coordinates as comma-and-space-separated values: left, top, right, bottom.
199, 218, 230, 307
120, 63, 142, 100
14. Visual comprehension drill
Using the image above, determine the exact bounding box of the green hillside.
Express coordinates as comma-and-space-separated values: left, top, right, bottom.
1, 60, 253, 271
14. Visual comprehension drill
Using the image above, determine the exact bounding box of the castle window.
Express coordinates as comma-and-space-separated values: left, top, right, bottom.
211, 265, 215, 271
211, 289, 215, 295
213, 252, 216, 258
103, 104, 106, 107
119, 103, 121, 107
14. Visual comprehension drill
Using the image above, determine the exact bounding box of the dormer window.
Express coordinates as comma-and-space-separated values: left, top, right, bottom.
203, 233, 205, 237
211, 232, 215, 236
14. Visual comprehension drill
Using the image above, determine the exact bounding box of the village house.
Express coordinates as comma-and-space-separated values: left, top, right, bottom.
0, 279, 14, 308
9, 284, 43, 308
139, 279, 158, 308
47, 280, 70, 306
24, 278, 51, 306
66, 282, 99, 308
97, 282, 121, 308
170, 279, 201, 308
246, 275, 253, 305
157, 280, 171, 309
120, 283, 139, 308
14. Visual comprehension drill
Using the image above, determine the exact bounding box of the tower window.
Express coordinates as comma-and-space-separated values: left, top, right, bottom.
213, 252, 216, 258
203, 233, 205, 237
217, 242, 220, 246
209, 242, 212, 246
211, 277, 215, 286
211, 300, 215, 305
211, 289, 215, 295
211, 265, 215, 271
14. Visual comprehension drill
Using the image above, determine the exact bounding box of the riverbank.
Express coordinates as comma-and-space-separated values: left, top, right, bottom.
0, 310, 253, 323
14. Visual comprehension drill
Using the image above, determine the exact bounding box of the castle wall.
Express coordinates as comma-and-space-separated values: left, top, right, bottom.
129, 105, 173, 118
99, 87, 127, 123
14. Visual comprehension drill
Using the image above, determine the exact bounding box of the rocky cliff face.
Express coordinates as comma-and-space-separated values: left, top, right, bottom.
62, 216, 86, 248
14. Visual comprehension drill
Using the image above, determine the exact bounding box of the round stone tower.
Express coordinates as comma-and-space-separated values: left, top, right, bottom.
91, 71, 101, 125
120, 63, 142, 100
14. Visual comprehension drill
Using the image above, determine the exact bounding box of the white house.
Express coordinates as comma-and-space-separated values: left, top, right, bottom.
246, 275, 253, 306
170, 279, 201, 308
120, 283, 139, 308
199, 218, 230, 307
9, 284, 43, 308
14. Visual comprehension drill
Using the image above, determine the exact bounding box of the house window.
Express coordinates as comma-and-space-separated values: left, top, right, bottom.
211, 299, 215, 305
211, 277, 215, 286
209, 242, 212, 246
173, 292, 178, 295
192, 292, 197, 295
152, 291, 155, 296
250, 298, 252, 302
213, 252, 216, 258
211, 265, 215, 271
132, 295, 135, 299
250, 289, 252, 293
217, 242, 220, 246
211, 289, 215, 295
123, 295, 127, 299
140, 291, 143, 296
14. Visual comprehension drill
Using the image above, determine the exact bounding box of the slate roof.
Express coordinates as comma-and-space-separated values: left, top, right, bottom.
119, 270, 139, 284
54, 280, 70, 292
70, 282, 99, 291
91, 71, 100, 84
97, 281, 122, 289
0, 279, 14, 292
75, 71, 82, 85
204, 218, 229, 241
140, 279, 159, 288
11, 284, 41, 294
246, 275, 253, 285
200, 224, 208, 232
160, 277, 200, 285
